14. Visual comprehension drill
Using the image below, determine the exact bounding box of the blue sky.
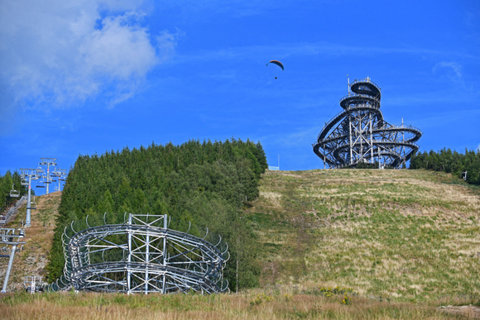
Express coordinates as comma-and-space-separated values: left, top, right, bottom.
1, 0, 479, 182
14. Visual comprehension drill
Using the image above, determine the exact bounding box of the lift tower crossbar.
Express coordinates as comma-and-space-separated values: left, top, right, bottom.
39, 158, 57, 195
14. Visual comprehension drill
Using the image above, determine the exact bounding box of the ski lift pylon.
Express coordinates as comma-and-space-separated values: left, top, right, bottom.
30, 196, 37, 210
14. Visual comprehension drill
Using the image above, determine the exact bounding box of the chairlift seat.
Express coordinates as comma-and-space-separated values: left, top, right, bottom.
9, 190, 20, 197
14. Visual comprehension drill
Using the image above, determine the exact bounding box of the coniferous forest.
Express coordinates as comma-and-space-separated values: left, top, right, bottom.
46, 139, 268, 291
0, 171, 26, 212
409, 149, 480, 185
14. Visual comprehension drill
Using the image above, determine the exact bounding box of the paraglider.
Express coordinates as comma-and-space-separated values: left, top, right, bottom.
268, 60, 284, 70
267, 60, 284, 79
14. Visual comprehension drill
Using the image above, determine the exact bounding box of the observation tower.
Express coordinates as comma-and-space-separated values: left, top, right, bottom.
313, 77, 421, 169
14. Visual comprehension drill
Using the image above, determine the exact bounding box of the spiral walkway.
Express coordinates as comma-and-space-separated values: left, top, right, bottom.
46, 214, 229, 294
313, 78, 422, 168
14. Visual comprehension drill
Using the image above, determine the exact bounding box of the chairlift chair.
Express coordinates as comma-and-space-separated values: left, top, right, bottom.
52, 171, 61, 177
10, 185, 20, 198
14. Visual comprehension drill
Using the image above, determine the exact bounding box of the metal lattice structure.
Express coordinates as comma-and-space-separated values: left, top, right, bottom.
313, 77, 422, 169
46, 214, 229, 294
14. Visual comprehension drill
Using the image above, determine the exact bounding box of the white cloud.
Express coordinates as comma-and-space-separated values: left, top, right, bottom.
432, 61, 463, 79
0, 0, 176, 114
83, 14, 158, 80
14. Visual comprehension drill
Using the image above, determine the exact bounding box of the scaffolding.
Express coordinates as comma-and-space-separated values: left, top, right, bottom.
46, 213, 229, 294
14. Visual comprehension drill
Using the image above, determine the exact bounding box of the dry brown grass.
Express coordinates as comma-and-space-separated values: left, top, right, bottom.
0, 291, 467, 320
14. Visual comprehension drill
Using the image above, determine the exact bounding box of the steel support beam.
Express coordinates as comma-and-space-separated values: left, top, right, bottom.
1, 244, 17, 293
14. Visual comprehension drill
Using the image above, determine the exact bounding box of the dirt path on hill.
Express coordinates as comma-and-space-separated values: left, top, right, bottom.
438, 305, 480, 319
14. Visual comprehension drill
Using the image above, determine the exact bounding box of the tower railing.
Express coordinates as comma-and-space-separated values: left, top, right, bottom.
314, 78, 421, 168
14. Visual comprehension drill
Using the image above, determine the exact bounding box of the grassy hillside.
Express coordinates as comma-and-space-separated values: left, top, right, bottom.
2, 169, 480, 319
247, 169, 480, 303
0, 192, 61, 291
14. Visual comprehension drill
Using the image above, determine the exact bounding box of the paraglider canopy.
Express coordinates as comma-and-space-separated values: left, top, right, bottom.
268, 60, 284, 70
267, 60, 284, 79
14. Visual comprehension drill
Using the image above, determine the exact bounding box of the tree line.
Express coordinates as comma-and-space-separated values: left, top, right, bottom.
46, 139, 268, 291
0, 171, 27, 213
409, 148, 480, 185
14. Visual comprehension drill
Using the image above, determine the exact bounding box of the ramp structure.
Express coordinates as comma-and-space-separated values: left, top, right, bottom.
47, 214, 229, 294
313, 78, 421, 168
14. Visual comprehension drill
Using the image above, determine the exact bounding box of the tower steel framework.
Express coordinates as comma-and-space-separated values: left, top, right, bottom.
313, 78, 422, 168
46, 213, 229, 294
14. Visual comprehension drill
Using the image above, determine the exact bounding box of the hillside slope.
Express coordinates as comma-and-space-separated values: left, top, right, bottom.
247, 169, 480, 302
2, 169, 479, 305
0, 192, 61, 291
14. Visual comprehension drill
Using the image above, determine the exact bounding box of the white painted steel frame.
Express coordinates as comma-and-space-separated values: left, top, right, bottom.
47, 214, 229, 294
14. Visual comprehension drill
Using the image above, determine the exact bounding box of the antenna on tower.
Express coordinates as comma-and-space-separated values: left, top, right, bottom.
347, 74, 350, 94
